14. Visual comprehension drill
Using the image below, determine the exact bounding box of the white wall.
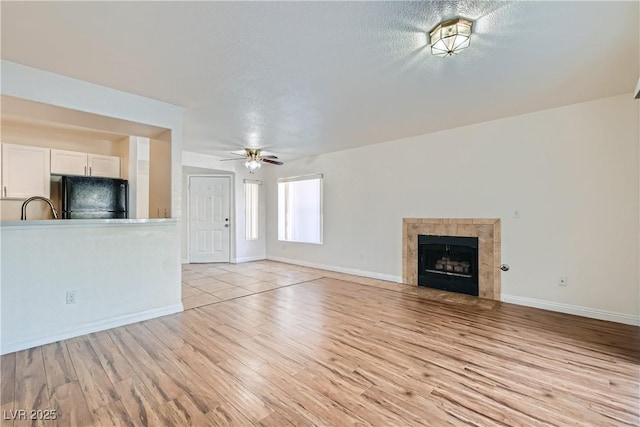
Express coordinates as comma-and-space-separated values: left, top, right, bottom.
265, 94, 640, 324
181, 151, 266, 264
1, 221, 181, 354
233, 165, 267, 263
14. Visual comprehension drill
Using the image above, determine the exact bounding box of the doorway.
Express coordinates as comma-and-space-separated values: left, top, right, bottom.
188, 175, 231, 263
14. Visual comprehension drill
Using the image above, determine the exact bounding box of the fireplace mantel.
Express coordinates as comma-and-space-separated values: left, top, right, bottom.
402, 218, 501, 300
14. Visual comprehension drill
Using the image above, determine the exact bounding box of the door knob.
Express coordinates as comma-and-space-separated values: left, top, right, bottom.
224, 224, 229, 228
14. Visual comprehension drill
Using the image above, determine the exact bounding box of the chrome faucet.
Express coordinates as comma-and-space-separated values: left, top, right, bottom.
21, 196, 59, 220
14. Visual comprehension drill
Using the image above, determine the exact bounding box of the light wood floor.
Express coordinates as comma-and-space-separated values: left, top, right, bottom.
1, 260, 638, 426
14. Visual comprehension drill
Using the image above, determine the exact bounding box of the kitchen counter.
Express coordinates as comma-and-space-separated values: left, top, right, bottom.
1, 216, 182, 354
0, 218, 178, 229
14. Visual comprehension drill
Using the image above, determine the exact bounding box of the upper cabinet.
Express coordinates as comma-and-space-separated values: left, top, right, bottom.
50, 149, 87, 176
88, 154, 121, 178
51, 149, 120, 178
1, 143, 51, 198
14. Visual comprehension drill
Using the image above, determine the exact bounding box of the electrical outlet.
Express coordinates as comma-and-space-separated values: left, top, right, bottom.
558, 276, 568, 287
66, 290, 77, 304
513, 209, 521, 219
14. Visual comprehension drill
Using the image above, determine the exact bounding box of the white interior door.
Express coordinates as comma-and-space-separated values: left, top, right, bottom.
189, 176, 231, 263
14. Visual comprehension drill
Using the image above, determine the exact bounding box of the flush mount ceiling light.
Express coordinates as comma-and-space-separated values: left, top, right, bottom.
429, 18, 473, 57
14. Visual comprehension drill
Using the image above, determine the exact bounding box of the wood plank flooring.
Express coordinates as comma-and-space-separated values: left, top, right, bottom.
1, 260, 638, 426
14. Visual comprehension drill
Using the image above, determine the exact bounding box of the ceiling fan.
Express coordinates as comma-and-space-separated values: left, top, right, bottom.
221, 148, 283, 172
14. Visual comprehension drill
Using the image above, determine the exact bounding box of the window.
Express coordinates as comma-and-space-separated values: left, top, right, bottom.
278, 174, 323, 244
244, 180, 260, 240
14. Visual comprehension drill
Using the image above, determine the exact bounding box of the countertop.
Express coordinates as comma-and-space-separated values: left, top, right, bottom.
0, 218, 178, 229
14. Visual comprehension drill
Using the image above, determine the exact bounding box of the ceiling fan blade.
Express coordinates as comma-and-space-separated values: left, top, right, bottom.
263, 158, 284, 166
261, 155, 278, 159
219, 157, 245, 161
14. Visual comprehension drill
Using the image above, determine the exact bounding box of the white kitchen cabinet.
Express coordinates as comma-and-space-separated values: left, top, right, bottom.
88, 154, 120, 178
50, 149, 88, 176
1, 143, 51, 199
51, 149, 120, 178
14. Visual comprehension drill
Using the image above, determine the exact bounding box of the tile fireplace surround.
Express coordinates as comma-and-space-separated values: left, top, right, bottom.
402, 218, 501, 301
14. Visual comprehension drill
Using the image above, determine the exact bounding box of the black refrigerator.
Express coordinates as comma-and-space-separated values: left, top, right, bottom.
61, 176, 129, 219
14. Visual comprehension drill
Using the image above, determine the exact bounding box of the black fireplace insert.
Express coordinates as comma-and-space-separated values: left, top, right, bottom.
418, 235, 479, 296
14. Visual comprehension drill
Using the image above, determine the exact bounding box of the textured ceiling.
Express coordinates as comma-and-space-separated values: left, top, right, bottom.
2, 1, 638, 160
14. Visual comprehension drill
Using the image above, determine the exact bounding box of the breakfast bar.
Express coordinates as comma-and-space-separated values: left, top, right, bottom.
0, 218, 182, 354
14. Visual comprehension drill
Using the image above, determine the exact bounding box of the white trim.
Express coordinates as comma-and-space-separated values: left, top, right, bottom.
277, 173, 323, 183
267, 256, 402, 283
1, 303, 183, 355
501, 294, 639, 326
233, 255, 267, 263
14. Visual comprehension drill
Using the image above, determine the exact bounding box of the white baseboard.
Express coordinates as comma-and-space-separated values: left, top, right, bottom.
501, 294, 639, 326
267, 256, 402, 283
264, 257, 637, 325
234, 255, 267, 263
183, 256, 266, 264
1, 303, 184, 355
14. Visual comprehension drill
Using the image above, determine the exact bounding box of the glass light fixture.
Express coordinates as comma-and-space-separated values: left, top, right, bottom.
244, 148, 262, 172
429, 18, 473, 57
245, 159, 261, 171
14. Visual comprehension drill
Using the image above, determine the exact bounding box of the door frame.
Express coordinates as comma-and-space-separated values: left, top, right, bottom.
186, 173, 235, 263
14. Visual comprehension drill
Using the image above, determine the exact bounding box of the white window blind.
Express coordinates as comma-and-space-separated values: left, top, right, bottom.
244, 180, 260, 240
277, 174, 323, 244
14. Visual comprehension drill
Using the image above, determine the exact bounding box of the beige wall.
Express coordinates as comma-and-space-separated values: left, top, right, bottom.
149, 138, 172, 218
1, 119, 122, 155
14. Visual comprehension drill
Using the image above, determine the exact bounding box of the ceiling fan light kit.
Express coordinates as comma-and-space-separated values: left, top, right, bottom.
243, 148, 263, 172
429, 18, 473, 57
245, 159, 262, 171
221, 148, 284, 173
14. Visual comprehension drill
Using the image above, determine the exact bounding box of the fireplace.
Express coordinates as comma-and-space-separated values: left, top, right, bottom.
403, 218, 501, 300
418, 235, 479, 296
